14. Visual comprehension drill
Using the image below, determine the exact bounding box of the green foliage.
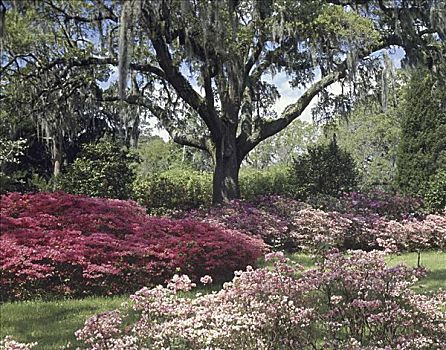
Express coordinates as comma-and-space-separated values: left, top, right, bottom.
245, 120, 320, 168
333, 103, 401, 191
289, 139, 358, 199
0, 138, 27, 193
136, 136, 183, 175
133, 169, 212, 214
423, 170, 446, 213
239, 165, 290, 200
396, 71, 446, 197
58, 140, 137, 199
136, 136, 213, 176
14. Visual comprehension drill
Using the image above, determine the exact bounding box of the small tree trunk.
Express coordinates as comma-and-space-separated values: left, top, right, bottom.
52, 138, 63, 178
212, 128, 241, 203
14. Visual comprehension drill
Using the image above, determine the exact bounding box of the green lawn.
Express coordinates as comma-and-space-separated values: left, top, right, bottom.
285, 251, 446, 293
1, 251, 445, 350
0, 296, 128, 350
385, 251, 446, 293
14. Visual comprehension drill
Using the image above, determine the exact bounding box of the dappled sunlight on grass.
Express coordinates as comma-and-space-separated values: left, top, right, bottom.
385, 251, 446, 293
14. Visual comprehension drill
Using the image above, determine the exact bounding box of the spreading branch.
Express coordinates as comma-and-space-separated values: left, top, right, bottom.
99, 93, 212, 153
150, 35, 222, 140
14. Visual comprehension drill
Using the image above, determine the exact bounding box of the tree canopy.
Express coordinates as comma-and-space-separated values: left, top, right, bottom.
1, 0, 445, 202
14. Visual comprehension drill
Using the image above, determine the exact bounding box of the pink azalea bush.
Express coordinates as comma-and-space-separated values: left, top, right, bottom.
175, 195, 446, 253
73, 250, 446, 349
173, 196, 304, 250
0, 192, 265, 300
309, 190, 423, 219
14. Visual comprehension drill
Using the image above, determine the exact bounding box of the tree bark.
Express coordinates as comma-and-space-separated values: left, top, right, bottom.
212, 124, 241, 203
52, 137, 63, 178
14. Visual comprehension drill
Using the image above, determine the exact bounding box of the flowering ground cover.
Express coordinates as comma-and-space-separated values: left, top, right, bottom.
1, 251, 444, 350
0, 192, 264, 300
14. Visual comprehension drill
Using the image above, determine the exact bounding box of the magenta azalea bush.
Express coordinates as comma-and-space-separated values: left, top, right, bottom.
176, 195, 445, 253
72, 250, 446, 350
0, 192, 264, 300
173, 196, 307, 250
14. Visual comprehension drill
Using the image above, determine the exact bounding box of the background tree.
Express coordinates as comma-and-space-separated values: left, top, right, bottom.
396, 70, 446, 199
136, 135, 213, 176
331, 102, 401, 191
1, 0, 444, 202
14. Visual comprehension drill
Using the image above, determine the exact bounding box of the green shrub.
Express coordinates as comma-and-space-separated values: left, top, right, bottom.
423, 169, 446, 213
58, 140, 137, 199
239, 165, 290, 200
133, 169, 212, 214
289, 139, 358, 199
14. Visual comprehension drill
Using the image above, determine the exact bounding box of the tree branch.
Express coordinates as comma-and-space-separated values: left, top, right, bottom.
22, 56, 165, 79
98, 93, 212, 153
45, 0, 118, 23
239, 64, 347, 156
150, 35, 222, 140
170, 133, 211, 152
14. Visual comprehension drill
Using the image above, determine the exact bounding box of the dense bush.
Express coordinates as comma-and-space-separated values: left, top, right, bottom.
133, 169, 212, 214
0, 192, 264, 300
336, 190, 423, 219
133, 165, 292, 214
0, 138, 28, 194
239, 165, 290, 199
58, 140, 137, 199
176, 195, 445, 253
289, 139, 359, 199
423, 169, 446, 213
72, 250, 446, 350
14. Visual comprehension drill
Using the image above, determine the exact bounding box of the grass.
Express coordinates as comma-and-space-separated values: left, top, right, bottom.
285, 251, 446, 293
0, 296, 128, 350
385, 251, 446, 293
1, 251, 445, 349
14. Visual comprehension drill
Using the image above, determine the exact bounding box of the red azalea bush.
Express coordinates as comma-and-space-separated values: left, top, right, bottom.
175, 195, 445, 253
72, 250, 446, 350
0, 192, 265, 300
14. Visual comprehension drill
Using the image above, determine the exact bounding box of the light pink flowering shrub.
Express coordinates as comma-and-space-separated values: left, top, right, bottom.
306, 250, 446, 349
0, 336, 36, 350
74, 250, 446, 350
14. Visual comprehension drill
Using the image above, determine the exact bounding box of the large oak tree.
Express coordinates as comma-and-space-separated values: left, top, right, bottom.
1, 0, 444, 202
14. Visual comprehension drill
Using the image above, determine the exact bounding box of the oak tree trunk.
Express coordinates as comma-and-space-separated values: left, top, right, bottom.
212, 125, 241, 203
